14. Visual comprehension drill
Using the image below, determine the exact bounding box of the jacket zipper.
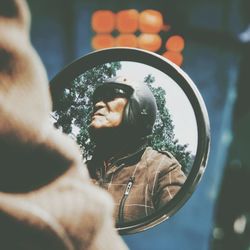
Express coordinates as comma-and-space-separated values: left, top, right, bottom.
118, 176, 135, 224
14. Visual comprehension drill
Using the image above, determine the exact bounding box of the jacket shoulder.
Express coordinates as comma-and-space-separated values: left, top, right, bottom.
157, 150, 175, 159
143, 148, 182, 178
144, 147, 178, 165
145, 147, 175, 158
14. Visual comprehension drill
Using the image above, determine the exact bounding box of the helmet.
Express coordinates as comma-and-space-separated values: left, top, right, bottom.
92, 76, 157, 137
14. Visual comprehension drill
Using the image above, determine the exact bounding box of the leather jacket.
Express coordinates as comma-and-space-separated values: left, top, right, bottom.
87, 146, 187, 226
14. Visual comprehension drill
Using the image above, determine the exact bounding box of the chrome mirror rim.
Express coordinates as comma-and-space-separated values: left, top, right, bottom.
50, 47, 210, 234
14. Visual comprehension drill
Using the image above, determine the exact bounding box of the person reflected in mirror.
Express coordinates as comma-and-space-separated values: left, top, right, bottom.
87, 76, 187, 226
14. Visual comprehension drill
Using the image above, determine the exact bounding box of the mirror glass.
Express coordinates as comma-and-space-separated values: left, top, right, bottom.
50, 48, 210, 234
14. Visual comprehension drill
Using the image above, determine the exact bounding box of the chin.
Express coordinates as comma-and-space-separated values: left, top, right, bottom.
90, 122, 107, 130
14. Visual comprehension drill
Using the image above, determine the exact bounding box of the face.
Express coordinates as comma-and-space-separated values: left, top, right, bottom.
90, 97, 128, 129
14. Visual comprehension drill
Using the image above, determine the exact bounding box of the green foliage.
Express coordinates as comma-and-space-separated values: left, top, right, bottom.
54, 62, 121, 158
54, 63, 194, 174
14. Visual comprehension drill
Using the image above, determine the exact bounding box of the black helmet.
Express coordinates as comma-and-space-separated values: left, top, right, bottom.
92, 76, 157, 137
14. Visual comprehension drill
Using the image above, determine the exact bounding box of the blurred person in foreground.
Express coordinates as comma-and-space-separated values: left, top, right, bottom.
0, 0, 127, 249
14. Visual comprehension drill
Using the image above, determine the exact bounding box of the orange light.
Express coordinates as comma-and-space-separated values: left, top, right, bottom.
162, 51, 183, 66
116, 34, 138, 47
165, 35, 185, 52
92, 10, 115, 33
92, 34, 115, 50
116, 9, 139, 33
138, 34, 162, 52
139, 10, 163, 33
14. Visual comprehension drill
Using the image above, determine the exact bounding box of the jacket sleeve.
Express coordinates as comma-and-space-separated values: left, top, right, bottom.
151, 152, 187, 209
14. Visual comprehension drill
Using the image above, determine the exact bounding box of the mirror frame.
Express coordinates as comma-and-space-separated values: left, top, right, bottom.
50, 47, 210, 234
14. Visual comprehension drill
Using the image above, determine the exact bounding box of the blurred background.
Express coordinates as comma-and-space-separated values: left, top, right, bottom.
26, 0, 250, 249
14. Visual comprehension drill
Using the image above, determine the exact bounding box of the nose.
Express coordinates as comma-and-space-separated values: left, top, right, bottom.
94, 100, 106, 112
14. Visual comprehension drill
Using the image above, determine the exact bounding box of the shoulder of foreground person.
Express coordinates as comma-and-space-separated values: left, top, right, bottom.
0, 1, 128, 249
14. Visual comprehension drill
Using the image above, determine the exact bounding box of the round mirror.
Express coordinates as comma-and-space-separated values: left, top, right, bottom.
50, 47, 210, 234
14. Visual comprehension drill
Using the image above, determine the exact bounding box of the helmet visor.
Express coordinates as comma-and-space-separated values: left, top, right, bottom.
92, 83, 133, 104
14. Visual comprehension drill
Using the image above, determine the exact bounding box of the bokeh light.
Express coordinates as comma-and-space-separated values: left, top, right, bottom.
138, 33, 162, 52
92, 10, 115, 33
162, 50, 183, 66
115, 34, 138, 47
165, 35, 185, 52
91, 34, 115, 50
116, 9, 139, 33
139, 10, 163, 33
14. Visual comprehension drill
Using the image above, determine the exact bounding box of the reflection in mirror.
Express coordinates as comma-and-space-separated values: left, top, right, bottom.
51, 61, 198, 227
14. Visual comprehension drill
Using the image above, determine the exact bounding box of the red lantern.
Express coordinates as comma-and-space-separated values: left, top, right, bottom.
116, 34, 138, 47
162, 51, 183, 66
116, 9, 139, 33
138, 34, 162, 52
165, 35, 185, 52
92, 34, 115, 50
92, 10, 115, 33
139, 10, 163, 33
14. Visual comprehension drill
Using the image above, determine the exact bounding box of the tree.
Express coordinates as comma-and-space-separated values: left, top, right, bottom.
54, 65, 194, 174
53, 62, 121, 158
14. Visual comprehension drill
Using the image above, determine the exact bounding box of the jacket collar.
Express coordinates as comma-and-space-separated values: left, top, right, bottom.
88, 143, 147, 177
